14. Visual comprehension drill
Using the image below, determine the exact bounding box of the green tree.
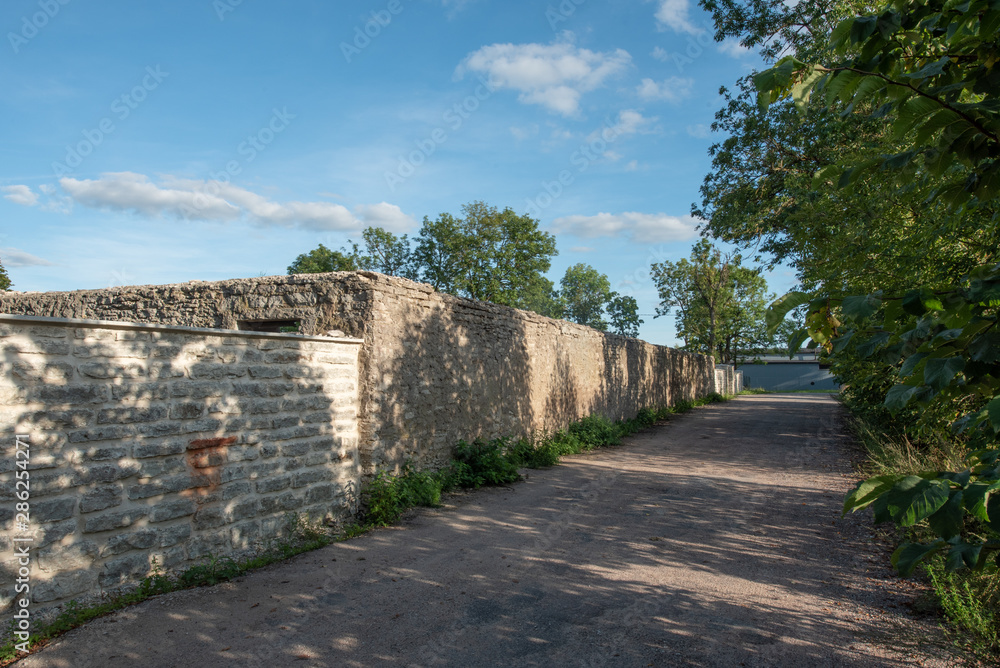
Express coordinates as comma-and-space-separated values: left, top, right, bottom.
744, 0, 1000, 576
560, 263, 613, 330
652, 240, 771, 363
521, 275, 564, 319
608, 294, 642, 338
413, 213, 464, 293
453, 201, 558, 307
287, 244, 359, 274
411, 202, 557, 309
0, 257, 11, 291
353, 227, 416, 279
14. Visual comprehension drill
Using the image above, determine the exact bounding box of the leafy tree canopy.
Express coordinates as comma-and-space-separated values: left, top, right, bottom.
652, 239, 773, 363
0, 257, 11, 291
287, 244, 359, 274
722, 0, 1000, 575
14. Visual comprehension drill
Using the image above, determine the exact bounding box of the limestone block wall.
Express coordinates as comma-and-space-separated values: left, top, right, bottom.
0, 315, 362, 610
1, 273, 716, 474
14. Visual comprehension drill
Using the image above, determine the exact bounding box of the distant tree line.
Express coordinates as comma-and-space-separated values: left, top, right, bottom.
288, 201, 642, 337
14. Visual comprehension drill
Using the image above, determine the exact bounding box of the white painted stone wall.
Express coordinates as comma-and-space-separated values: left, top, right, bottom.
0, 315, 362, 610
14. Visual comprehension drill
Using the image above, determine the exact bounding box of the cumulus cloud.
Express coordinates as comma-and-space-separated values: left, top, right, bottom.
456, 38, 631, 116
651, 46, 669, 62
718, 38, 752, 58
0, 247, 53, 267
57, 172, 416, 233
1, 185, 39, 207
654, 0, 701, 34
636, 77, 693, 102
551, 212, 699, 243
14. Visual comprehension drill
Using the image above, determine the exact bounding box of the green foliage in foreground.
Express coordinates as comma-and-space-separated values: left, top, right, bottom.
926, 558, 1000, 660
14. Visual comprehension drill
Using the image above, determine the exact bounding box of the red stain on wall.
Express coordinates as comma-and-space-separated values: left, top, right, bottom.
184, 436, 237, 497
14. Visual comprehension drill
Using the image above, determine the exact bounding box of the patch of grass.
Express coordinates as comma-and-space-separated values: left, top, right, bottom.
739, 387, 771, 394
847, 414, 965, 476
925, 558, 1000, 663
846, 410, 997, 661
350, 393, 730, 533
0, 512, 336, 665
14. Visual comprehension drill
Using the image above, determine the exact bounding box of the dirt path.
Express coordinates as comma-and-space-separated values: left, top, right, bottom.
21, 395, 962, 667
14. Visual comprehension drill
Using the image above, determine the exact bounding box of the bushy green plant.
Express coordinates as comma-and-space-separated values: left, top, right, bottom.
451, 438, 521, 488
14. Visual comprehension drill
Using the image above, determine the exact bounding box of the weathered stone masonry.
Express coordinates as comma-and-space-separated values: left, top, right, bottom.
0, 315, 362, 610
1, 272, 716, 610
1, 272, 717, 475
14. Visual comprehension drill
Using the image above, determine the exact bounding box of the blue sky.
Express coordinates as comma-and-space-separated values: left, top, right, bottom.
0, 0, 796, 345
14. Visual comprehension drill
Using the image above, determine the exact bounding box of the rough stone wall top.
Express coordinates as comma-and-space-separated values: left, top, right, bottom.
1, 273, 716, 473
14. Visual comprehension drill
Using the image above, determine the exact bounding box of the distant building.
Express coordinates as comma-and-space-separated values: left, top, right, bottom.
737, 349, 839, 392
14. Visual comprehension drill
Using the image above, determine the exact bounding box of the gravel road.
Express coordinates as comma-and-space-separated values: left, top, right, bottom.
20, 395, 965, 667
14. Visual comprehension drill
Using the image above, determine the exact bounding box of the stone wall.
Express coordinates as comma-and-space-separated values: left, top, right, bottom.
714, 365, 742, 396
0, 315, 362, 610
1, 273, 716, 474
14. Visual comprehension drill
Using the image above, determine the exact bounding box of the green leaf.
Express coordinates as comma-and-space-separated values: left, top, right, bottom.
856, 331, 890, 357
786, 327, 811, 357
849, 16, 879, 44
892, 540, 947, 576
844, 474, 900, 513
964, 481, 999, 522
766, 291, 811, 334
887, 476, 951, 526
987, 396, 1000, 433
791, 66, 825, 113
841, 294, 881, 320
927, 491, 964, 539
923, 357, 965, 390
903, 57, 950, 80
899, 352, 928, 378
945, 539, 983, 572
885, 384, 919, 411
894, 96, 945, 138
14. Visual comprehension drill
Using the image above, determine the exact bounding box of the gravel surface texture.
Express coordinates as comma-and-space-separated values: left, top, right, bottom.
19, 394, 969, 667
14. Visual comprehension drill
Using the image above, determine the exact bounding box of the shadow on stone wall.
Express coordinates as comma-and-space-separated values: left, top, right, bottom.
364, 302, 535, 474
0, 321, 357, 612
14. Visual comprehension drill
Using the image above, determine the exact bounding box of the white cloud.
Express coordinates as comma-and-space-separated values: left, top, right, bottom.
551, 212, 699, 243
610, 109, 660, 137
353, 202, 415, 233
651, 46, 669, 62
510, 124, 539, 141
0, 247, 54, 267
625, 160, 640, 171
57, 172, 416, 232
636, 77, 693, 103
1, 185, 39, 207
686, 124, 711, 138
456, 38, 631, 116
718, 38, 752, 58
655, 0, 701, 34
570, 246, 594, 252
